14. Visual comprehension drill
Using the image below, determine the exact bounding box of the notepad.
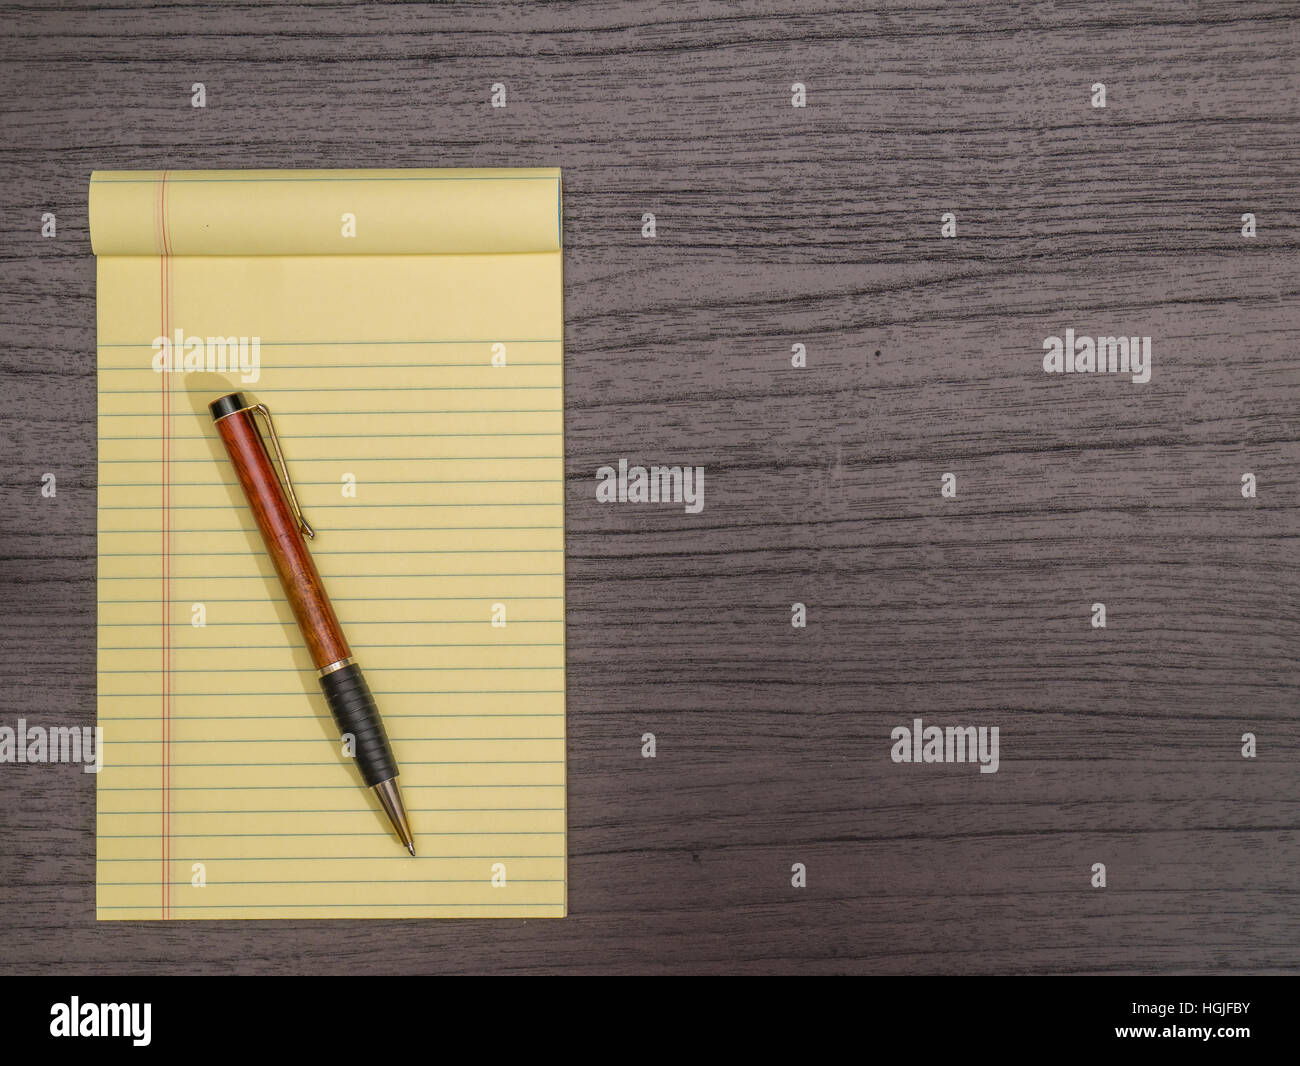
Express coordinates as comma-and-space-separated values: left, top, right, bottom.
91, 168, 565, 919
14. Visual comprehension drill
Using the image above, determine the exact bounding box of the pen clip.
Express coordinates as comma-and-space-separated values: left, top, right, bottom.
251, 403, 316, 539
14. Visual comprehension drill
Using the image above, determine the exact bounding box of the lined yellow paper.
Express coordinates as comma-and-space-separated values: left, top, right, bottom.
92, 169, 565, 919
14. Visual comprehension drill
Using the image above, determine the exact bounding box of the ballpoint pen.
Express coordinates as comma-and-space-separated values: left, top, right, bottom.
208, 391, 415, 855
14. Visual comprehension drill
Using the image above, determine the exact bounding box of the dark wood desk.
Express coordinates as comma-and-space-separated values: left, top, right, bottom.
0, 1, 1295, 974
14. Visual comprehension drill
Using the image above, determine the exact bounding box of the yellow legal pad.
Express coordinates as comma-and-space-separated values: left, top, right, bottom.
91, 169, 566, 919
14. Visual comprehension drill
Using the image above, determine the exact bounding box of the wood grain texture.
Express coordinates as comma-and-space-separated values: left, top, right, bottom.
0, 0, 1297, 974
215, 405, 352, 671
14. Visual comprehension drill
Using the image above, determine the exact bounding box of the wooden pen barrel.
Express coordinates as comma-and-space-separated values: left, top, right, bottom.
211, 398, 351, 671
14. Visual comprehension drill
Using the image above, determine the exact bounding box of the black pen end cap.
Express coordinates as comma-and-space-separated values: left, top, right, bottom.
209, 392, 249, 422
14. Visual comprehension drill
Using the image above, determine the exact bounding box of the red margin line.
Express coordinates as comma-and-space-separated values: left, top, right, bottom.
159, 168, 170, 919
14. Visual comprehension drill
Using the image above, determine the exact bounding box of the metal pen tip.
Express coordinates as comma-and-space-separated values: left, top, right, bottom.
372, 777, 415, 857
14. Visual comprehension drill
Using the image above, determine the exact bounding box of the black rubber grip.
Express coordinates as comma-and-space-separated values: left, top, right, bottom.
318, 662, 398, 787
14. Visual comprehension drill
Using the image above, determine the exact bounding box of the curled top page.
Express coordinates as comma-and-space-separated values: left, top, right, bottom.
89, 167, 563, 256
